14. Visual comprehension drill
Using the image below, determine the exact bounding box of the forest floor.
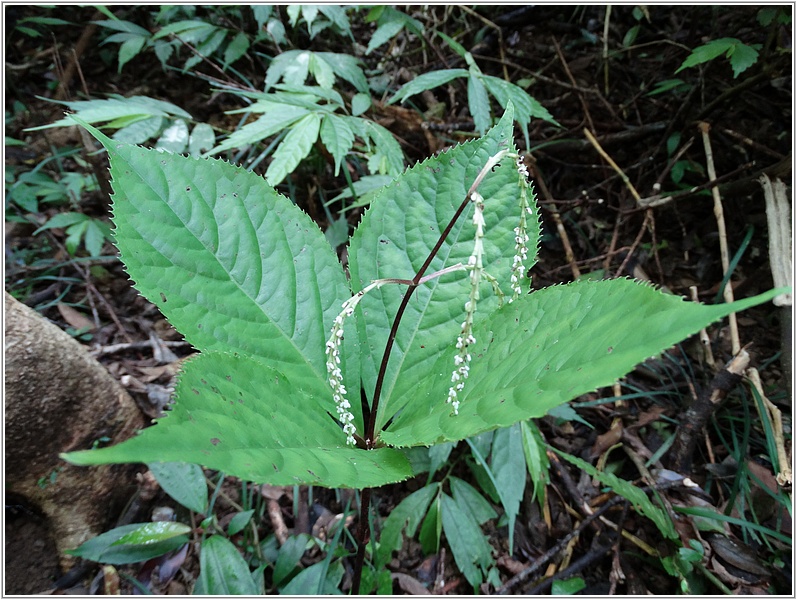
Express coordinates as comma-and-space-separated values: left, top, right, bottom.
5, 5, 793, 595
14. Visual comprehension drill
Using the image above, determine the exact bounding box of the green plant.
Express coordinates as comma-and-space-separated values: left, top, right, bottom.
5, 142, 112, 258
67, 460, 355, 593
26, 95, 206, 150
60, 106, 784, 591
362, 6, 425, 56
675, 37, 762, 79
95, 5, 277, 73
207, 84, 403, 186
389, 31, 558, 146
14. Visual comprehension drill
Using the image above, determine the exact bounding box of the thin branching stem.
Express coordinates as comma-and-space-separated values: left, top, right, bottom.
364, 149, 509, 445
351, 150, 510, 594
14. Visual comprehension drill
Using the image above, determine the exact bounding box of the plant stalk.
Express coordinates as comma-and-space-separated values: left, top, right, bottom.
351, 151, 511, 593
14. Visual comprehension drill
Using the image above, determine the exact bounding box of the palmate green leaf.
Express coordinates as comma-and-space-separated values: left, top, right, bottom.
65, 352, 412, 488
348, 107, 540, 431
380, 280, 785, 447
316, 51, 369, 93
265, 112, 321, 185
366, 18, 404, 55
358, 119, 405, 176
71, 118, 350, 391
481, 75, 559, 127
223, 31, 249, 68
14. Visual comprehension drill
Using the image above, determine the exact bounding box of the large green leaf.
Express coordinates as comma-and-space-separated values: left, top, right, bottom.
380, 280, 785, 447
65, 352, 412, 488
59, 118, 412, 487
71, 119, 352, 412
347, 107, 540, 430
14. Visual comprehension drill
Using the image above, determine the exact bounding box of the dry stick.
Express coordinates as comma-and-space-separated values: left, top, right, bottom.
553, 37, 595, 133
723, 127, 786, 161
459, 6, 509, 81
527, 158, 581, 279
602, 5, 612, 96
524, 540, 615, 595
53, 20, 97, 100
583, 128, 643, 205
760, 174, 793, 400
746, 367, 792, 487
44, 231, 133, 343
496, 495, 625, 594
638, 161, 757, 209
582, 128, 655, 279
690, 285, 716, 370
699, 121, 740, 355
615, 210, 652, 279
669, 350, 750, 474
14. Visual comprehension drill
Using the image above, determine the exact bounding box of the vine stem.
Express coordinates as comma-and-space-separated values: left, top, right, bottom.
350, 149, 509, 594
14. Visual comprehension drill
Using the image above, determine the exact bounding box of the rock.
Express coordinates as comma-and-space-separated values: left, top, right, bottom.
4, 291, 145, 582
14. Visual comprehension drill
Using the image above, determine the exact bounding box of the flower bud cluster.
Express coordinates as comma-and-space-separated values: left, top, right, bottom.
446, 192, 486, 415
326, 301, 357, 445
509, 155, 534, 302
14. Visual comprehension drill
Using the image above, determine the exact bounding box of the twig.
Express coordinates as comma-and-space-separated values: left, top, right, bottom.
527, 157, 581, 280
638, 160, 757, 208
459, 6, 509, 80
614, 209, 651, 279
746, 367, 792, 487
53, 21, 94, 100
723, 128, 786, 160
43, 231, 133, 343
524, 540, 615, 595
496, 496, 624, 594
583, 127, 643, 205
553, 37, 595, 132
699, 121, 740, 355
760, 174, 793, 307
267, 499, 289, 546
91, 339, 191, 358
668, 349, 750, 473
690, 286, 716, 370
602, 5, 612, 96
